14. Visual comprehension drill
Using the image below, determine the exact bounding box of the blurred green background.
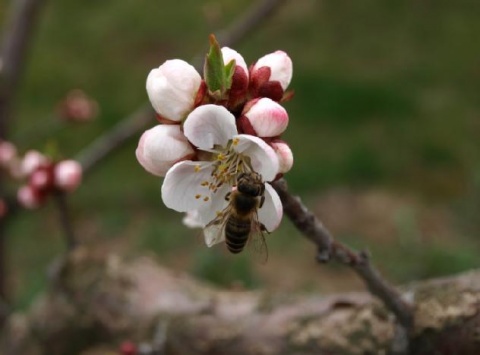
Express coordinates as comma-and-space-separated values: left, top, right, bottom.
2, 0, 480, 308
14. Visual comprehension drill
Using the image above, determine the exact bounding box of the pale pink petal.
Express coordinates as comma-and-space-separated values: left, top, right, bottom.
161, 160, 215, 213
146, 59, 202, 121
183, 105, 237, 150
221, 47, 248, 76
258, 183, 283, 232
54, 160, 83, 192
233, 135, 279, 181
136, 125, 194, 177
244, 98, 289, 137
270, 141, 293, 173
253, 51, 293, 90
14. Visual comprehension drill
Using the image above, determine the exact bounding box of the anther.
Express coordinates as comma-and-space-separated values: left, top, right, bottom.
194, 165, 201, 172
195, 194, 201, 199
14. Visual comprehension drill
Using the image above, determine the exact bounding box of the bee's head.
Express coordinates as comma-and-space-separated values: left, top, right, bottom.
236, 172, 264, 197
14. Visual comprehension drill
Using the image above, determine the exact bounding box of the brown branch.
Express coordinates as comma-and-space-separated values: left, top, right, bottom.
0, 0, 46, 135
52, 190, 77, 251
271, 178, 414, 331
76, 0, 287, 176
0, 0, 46, 316
216, 0, 288, 49
76, 104, 153, 175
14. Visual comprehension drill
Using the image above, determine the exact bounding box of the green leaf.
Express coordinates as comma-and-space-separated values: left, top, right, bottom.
204, 34, 225, 95
224, 59, 236, 93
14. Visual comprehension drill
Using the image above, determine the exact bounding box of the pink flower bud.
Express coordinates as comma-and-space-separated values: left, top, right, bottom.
136, 124, 195, 177
242, 98, 289, 137
271, 140, 293, 173
252, 51, 293, 91
57, 89, 99, 122
22, 150, 49, 177
17, 185, 42, 209
146, 59, 202, 122
221, 47, 249, 109
30, 167, 53, 190
54, 160, 82, 192
221, 47, 248, 76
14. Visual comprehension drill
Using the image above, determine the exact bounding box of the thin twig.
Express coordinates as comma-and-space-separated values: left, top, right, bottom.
76, 104, 153, 175
216, 0, 287, 46
53, 190, 77, 251
271, 178, 414, 330
76, 0, 287, 176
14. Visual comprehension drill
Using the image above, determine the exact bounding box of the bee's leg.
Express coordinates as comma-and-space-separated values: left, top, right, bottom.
259, 195, 265, 208
260, 223, 270, 234
225, 192, 231, 201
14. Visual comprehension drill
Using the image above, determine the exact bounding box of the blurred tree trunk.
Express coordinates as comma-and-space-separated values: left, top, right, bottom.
1, 248, 479, 355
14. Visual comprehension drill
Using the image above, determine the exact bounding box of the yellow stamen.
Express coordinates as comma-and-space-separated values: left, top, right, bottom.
194, 165, 201, 172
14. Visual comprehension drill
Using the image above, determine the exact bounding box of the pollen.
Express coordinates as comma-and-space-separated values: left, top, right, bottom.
195, 194, 201, 199
194, 165, 201, 172
216, 211, 223, 217
217, 153, 226, 161
232, 138, 240, 146
201, 181, 209, 186
203, 196, 210, 202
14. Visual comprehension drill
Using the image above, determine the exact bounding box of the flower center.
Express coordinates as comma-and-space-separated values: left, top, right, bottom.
195, 138, 253, 201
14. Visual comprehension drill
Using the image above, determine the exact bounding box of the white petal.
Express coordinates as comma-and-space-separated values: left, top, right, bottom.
146, 59, 201, 121
182, 210, 205, 229
199, 183, 231, 225
183, 105, 237, 150
258, 183, 283, 232
203, 222, 225, 247
161, 160, 215, 212
136, 125, 194, 177
233, 135, 279, 181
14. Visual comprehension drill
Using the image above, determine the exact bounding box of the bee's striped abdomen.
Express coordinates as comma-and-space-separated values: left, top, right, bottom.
225, 217, 250, 254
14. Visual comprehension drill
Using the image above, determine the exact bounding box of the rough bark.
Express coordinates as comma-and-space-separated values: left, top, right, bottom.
1, 248, 479, 355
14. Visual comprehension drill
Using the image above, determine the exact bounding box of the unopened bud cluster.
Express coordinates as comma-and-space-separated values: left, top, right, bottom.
138, 37, 293, 179
0, 141, 82, 210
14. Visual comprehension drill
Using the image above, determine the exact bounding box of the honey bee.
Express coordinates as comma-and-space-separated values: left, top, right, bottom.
204, 171, 269, 262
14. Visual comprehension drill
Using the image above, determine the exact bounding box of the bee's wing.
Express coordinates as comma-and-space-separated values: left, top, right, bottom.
203, 207, 231, 247
246, 211, 269, 264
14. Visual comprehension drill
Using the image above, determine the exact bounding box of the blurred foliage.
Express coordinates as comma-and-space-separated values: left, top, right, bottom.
2, 0, 480, 307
